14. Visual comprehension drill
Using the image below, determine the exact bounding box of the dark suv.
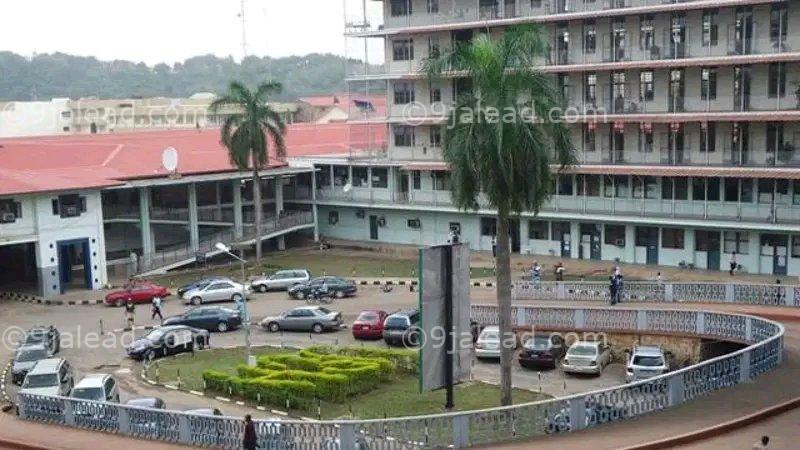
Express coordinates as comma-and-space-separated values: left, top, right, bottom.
383, 309, 421, 347
518, 333, 566, 369
21, 326, 60, 355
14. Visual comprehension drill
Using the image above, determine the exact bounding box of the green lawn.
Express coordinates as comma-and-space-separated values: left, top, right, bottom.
147, 347, 549, 419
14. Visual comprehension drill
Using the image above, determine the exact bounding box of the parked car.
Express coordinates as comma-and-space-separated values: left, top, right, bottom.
562, 341, 612, 375
126, 326, 210, 361
626, 345, 669, 382
518, 333, 567, 369
261, 306, 343, 333
250, 270, 311, 292
382, 309, 421, 347
351, 310, 388, 340
185, 408, 223, 416
70, 373, 120, 403
105, 282, 170, 307
11, 345, 51, 385
177, 277, 229, 298
126, 397, 166, 409
162, 306, 242, 332
20, 326, 60, 355
182, 279, 251, 305
475, 326, 503, 359
19, 358, 73, 396
288, 276, 357, 300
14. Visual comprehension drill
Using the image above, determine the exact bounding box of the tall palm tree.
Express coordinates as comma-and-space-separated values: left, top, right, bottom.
210, 81, 287, 263
425, 25, 575, 406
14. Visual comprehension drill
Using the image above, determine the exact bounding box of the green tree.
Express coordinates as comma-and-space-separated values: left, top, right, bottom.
424, 25, 575, 405
210, 81, 287, 263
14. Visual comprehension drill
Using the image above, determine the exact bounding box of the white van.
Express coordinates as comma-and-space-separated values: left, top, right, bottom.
19, 358, 73, 397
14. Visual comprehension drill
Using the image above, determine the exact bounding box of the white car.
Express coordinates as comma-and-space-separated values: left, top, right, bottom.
475, 326, 502, 359
182, 280, 251, 305
562, 341, 612, 375
19, 358, 73, 397
71, 373, 120, 403
626, 345, 669, 382
250, 270, 311, 292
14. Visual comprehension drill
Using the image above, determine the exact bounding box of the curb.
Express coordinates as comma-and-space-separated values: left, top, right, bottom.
621, 396, 800, 450
1, 361, 12, 405
111, 325, 159, 334
356, 279, 495, 288
0, 292, 103, 307
0, 438, 50, 450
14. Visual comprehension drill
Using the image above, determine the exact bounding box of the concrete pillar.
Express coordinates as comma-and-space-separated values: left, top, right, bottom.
232, 180, 244, 239
624, 224, 636, 264
749, 231, 761, 274
311, 170, 320, 242
275, 177, 285, 250
519, 218, 529, 254
187, 183, 199, 251
214, 181, 222, 221
685, 228, 696, 266
569, 221, 580, 259
139, 187, 155, 259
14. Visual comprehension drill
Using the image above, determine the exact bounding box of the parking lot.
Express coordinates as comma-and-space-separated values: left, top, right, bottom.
2, 281, 627, 418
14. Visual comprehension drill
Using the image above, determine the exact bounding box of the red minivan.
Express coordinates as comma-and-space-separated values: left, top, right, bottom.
351, 310, 388, 340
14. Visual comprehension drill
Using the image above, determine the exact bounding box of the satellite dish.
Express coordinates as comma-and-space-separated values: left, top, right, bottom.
161, 147, 179, 173
343, 182, 352, 193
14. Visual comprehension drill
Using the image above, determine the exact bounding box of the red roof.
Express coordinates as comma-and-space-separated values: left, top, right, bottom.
299, 94, 387, 115
0, 122, 387, 196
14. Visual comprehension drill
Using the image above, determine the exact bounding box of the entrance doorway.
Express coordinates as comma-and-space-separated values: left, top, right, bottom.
696, 230, 721, 270
761, 234, 788, 275
579, 223, 602, 260
636, 226, 659, 265
508, 218, 520, 253
369, 215, 379, 240
57, 238, 92, 294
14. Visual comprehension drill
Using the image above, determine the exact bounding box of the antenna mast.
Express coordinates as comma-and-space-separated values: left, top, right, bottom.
239, 0, 248, 58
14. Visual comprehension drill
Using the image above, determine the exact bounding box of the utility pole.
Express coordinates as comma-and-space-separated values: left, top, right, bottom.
239, 0, 248, 58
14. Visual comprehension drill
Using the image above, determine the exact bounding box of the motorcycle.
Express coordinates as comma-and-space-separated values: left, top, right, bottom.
305, 287, 334, 305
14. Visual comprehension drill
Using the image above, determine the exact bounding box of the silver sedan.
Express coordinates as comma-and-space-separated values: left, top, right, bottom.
182, 280, 251, 305
260, 306, 343, 334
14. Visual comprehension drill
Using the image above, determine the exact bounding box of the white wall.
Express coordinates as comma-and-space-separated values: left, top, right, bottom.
0, 99, 71, 137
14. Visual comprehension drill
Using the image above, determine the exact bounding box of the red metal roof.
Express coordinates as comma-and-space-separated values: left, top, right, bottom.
0, 122, 387, 196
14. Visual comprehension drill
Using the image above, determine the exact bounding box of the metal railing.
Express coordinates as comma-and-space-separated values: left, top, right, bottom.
17, 302, 784, 449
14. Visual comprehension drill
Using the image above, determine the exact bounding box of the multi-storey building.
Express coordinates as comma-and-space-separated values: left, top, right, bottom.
294, 0, 800, 276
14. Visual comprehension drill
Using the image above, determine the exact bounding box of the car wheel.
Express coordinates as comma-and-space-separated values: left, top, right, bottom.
296, 291, 306, 300
335, 290, 345, 299
115, 299, 124, 307
217, 322, 228, 332
144, 350, 155, 362
257, 284, 268, 293
268, 322, 280, 333
311, 323, 324, 334
191, 297, 202, 306
196, 340, 205, 350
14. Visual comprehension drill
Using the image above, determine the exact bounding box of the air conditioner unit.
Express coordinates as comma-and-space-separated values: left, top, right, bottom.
407, 219, 421, 229
377, 216, 387, 227
62, 206, 79, 217
615, 238, 625, 247
0, 212, 16, 223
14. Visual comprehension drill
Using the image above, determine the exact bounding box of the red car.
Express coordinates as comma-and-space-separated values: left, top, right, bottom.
105, 282, 170, 307
351, 310, 388, 340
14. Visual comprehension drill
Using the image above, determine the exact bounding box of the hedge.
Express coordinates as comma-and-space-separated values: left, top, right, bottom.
201, 370, 315, 409
307, 346, 418, 374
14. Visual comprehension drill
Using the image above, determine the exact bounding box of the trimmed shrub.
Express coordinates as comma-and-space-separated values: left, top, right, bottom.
307, 345, 418, 374
202, 370, 231, 391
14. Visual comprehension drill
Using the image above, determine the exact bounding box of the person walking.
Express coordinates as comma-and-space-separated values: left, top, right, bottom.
531, 261, 542, 285
124, 301, 136, 330
609, 276, 618, 305
615, 274, 624, 304
752, 435, 770, 450
555, 262, 565, 281
151, 295, 164, 322
243, 414, 257, 450
729, 251, 738, 276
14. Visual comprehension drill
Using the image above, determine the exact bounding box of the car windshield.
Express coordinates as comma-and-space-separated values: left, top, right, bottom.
315, 308, 331, 315
357, 312, 379, 321
633, 355, 664, 367
568, 346, 597, 357
480, 331, 499, 341
17, 349, 47, 362
145, 329, 166, 341
23, 373, 58, 388
71, 387, 105, 401
385, 316, 408, 328
527, 336, 551, 350
23, 334, 46, 345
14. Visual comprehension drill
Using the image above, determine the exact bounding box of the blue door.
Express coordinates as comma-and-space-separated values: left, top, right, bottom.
57, 239, 91, 294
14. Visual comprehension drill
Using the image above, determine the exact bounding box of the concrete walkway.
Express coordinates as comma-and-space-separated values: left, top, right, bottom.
2, 301, 799, 449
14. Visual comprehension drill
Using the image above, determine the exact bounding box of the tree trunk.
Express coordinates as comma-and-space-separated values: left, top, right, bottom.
496, 211, 513, 406
253, 167, 262, 263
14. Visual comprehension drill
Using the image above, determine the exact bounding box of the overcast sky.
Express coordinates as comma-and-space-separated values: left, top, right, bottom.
0, 0, 384, 65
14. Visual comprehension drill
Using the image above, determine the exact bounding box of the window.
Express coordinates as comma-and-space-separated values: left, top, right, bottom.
694, 230, 718, 251
604, 225, 626, 247
724, 231, 749, 254
390, 0, 411, 16
427, 0, 439, 14
768, 63, 786, 98
639, 15, 655, 51
392, 39, 414, 61
529, 221, 548, 240
701, 68, 717, 100
724, 178, 740, 202
333, 165, 349, 186
432, 171, 451, 190
429, 84, 441, 103
394, 125, 414, 146
412, 170, 421, 189
371, 168, 388, 188
702, 10, 718, 46
315, 165, 331, 188
793, 236, 800, 258
352, 167, 369, 187
766, 122, 784, 155
661, 228, 685, 249
530, 0, 542, 8
0, 199, 22, 222
393, 81, 415, 104
639, 71, 654, 101
584, 73, 597, 104
583, 124, 596, 152
638, 123, 653, 153
52, 194, 85, 218
551, 222, 570, 241
692, 178, 720, 201
700, 122, 716, 153
556, 176, 573, 196
770, 4, 788, 48
661, 177, 688, 200
427, 37, 440, 58
577, 174, 601, 196
480, 217, 497, 236
633, 176, 657, 199
407, 218, 421, 229
614, 175, 630, 198
584, 21, 596, 53
429, 127, 442, 147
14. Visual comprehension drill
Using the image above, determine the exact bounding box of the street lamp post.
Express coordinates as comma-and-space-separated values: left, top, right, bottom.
215, 242, 254, 366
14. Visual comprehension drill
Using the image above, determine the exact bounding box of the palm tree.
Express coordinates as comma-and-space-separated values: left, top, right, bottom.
424, 25, 575, 406
210, 81, 287, 263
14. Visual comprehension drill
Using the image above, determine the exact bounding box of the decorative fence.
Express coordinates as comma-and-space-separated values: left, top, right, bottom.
512, 281, 800, 307
17, 304, 784, 449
